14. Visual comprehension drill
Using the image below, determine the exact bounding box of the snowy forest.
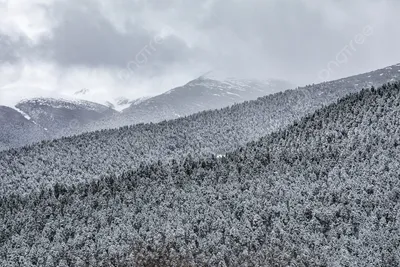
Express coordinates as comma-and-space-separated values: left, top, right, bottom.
2, 0, 400, 266
2, 82, 400, 266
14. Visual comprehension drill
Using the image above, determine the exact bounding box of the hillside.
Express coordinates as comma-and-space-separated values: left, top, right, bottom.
121, 76, 292, 123
83, 76, 293, 132
1, 82, 400, 266
0, 106, 47, 151
0, 98, 118, 151
16, 98, 118, 138
1, 64, 400, 196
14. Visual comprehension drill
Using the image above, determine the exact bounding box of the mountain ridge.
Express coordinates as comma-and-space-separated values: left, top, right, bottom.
0, 76, 292, 150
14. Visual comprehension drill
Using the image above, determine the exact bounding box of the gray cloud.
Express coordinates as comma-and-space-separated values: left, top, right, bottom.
0, 35, 33, 65
0, 35, 17, 64
35, 0, 197, 73
188, 0, 400, 82
0, 0, 400, 106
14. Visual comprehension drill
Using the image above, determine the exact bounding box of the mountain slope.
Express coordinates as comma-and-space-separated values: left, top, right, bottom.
0, 106, 47, 151
15, 97, 118, 138
121, 77, 292, 123
82, 77, 293, 132
2, 82, 400, 266
1, 64, 400, 196
122, 63, 400, 124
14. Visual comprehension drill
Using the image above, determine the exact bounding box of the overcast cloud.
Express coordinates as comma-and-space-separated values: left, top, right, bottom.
0, 0, 399, 106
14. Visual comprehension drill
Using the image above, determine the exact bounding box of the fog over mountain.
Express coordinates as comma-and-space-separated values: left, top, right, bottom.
1, 0, 400, 105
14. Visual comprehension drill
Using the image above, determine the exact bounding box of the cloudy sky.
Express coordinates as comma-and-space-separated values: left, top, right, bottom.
0, 0, 399, 106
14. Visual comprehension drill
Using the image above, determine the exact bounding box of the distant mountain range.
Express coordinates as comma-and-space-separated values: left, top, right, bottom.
0, 75, 293, 150
1, 64, 400, 151
122, 76, 291, 122
15, 98, 118, 137
83, 76, 293, 131
0, 97, 119, 151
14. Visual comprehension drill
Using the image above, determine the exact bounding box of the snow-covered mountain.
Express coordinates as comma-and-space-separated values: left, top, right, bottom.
2, 64, 400, 151
114, 96, 152, 111
15, 97, 117, 137
120, 76, 293, 123
72, 88, 138, 111
99, 96, 152, 111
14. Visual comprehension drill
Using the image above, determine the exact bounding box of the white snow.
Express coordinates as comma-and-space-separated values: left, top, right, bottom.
13, 106, 32, 120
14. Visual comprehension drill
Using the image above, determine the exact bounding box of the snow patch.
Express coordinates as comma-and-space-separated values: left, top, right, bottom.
13, 106, 32, 120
